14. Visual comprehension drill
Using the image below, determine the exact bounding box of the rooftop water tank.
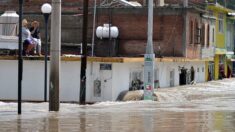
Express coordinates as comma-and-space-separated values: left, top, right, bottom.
0, 11, 19, 36
158, 0, 164, 7
96, 24, 119, 39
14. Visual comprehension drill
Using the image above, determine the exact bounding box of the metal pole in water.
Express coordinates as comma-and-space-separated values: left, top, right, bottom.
44, 14, 48, 102
143, 0, 155, 100
41, 3, 52, 102
43, 13, 50, 102
91, 0, 96, 56
80, 0, 89, 104
18, 0, 23, 115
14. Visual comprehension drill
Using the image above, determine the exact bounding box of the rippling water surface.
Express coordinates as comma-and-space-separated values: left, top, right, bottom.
0, 79, 235, 132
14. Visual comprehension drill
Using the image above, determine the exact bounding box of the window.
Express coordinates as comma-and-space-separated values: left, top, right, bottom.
227, 23, 233, 50
212, 28, 215, 43
170, 70, 175, 87
190, 21, 193, 44
129, 70, 143, 90
157, 16, 164, 41
218, 13, 224, 33
194, 21, 201, 44
154, 69, 159, 89
100, 64, 112, 70
201, 24, 205, 47
207, 25, 210, 47
208, 10, 214, 17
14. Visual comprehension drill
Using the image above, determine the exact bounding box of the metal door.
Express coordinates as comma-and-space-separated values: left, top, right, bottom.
99, 64, 112, 101
170, 70, 174, 87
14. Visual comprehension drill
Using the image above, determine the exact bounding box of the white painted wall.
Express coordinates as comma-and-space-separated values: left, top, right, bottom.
0, 60, 81, 102
0, 60, 205, 102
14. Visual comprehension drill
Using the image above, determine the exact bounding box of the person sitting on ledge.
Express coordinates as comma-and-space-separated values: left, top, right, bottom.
30, 21, 41, 56
22, 19, 38, 56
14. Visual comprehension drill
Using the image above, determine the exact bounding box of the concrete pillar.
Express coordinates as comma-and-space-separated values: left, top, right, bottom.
224, 56, 228, 77
49, 0, 61, 111
214, 55, 219, 80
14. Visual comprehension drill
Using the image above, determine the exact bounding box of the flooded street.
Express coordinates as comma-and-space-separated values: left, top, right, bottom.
0, 79, 235, 132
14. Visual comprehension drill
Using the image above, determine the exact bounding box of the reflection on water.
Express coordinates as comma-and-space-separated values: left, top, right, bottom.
0, 79, 235, 132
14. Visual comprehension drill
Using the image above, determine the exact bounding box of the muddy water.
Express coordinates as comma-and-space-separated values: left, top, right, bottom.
0, 79, 235, 132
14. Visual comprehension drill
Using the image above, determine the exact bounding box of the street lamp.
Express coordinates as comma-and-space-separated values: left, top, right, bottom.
41, 3, 52, 102
18, 0, 23, 115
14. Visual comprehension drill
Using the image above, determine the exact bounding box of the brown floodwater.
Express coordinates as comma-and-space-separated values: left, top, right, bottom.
0, 79, 235, 132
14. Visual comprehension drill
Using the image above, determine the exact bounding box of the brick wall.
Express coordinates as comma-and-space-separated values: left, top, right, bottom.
95, 8, 185, 57
0, 0, 206, 13
0, 1, 203, 57
0, 0, 84, 13
185, 12, 203, 58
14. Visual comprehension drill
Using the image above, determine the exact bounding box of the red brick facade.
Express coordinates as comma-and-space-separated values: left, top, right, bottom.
0, 0, 204, 58
94, 8, 184, 57
0, 0, 206, 13
94, 7, 203, 58
185, 12, 203, 58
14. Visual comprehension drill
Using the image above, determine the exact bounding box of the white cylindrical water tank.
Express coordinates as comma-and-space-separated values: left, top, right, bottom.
1, 11, 19, 17
96, 24, 119, 39
0, 11, 19, 36
96, 26, 104, 39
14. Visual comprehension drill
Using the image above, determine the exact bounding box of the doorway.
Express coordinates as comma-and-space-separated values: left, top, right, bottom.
190, 66, 195, 83
179, 68, 187, 85
93, 64, 113, 102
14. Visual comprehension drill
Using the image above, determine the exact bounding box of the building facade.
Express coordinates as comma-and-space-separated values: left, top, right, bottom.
207, 2, 235, 80
0, 0, 235, 102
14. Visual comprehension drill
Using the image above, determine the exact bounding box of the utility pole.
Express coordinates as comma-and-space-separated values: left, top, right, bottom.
91, 0, 96, 56
143, 0, 155, 100
80, 0, 89, 104
49, 0, 61, 111
18, 0, 23, 115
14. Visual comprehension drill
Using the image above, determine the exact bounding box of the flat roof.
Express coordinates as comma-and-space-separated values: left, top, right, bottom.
0, 56, 213, 63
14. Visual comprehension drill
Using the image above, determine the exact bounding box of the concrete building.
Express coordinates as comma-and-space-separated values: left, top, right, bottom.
0, 0, 234, 102
207, 2, 235, 80
0, 57, 205, 102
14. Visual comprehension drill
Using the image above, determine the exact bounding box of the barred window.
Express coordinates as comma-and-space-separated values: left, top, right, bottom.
207, 25, 210, 47
190, 21, 193, 44
194, 21, 201, 44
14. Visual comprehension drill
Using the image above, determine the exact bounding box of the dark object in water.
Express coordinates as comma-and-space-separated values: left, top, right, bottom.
116, 90, 158, 101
